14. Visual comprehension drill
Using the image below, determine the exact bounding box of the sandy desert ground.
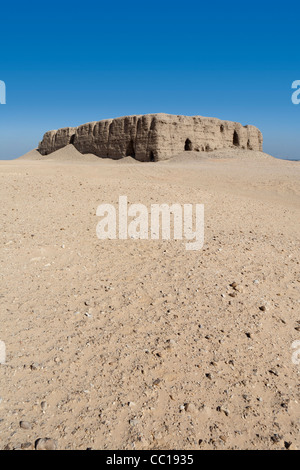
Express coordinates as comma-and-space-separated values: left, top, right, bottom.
0, 146, 299, 450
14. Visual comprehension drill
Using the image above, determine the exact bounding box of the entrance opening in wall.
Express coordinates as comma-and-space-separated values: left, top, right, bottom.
184, 138, 193, 151
149, 151, 155, 162
126, 140, 135, 158
233, 131, 239, 147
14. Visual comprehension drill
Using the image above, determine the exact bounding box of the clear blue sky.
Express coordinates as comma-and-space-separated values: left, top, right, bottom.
1, 0, 299, 160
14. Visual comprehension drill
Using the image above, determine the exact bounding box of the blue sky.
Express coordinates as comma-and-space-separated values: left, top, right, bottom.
0, 1, 299, 160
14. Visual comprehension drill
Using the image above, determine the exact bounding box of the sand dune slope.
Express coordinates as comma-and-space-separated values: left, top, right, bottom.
18, 145, 101, 162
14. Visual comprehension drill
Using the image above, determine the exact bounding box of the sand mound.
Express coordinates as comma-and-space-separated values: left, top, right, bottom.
17, 146, 293, 166
115, 156, 142, 164
18, 144, 101, 162
161, 148, 277, 164
17, 146, 142, 164
41, 144, 101, 162
17, 149, 45, 160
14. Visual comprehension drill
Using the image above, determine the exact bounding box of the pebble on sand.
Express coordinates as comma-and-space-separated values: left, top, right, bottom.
35, 438, 57, 450
184, 403, 198, 414
41, 401, 47, 411
20, 421, 32, 430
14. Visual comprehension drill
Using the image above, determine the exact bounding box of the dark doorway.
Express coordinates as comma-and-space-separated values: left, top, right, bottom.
126, 139, 135, 158
247, 139, 252, 150
184, 138, 193, 151
70, 134, 75, 145
149, 151, 155, 162
233, 131, 239, 147
220, 124, 224, 133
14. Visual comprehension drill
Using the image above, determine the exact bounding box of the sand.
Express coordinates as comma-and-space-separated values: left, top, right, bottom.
0, 148, 299, 450
18, 144, 102, 162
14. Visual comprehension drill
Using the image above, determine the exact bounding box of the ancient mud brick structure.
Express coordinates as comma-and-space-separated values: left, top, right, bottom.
38, 113, 263, 161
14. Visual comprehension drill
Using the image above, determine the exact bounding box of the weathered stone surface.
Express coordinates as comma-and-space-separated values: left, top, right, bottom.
38, 113, 263, 161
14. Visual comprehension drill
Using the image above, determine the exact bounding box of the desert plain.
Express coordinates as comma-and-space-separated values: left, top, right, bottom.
0, 146, 299, 450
